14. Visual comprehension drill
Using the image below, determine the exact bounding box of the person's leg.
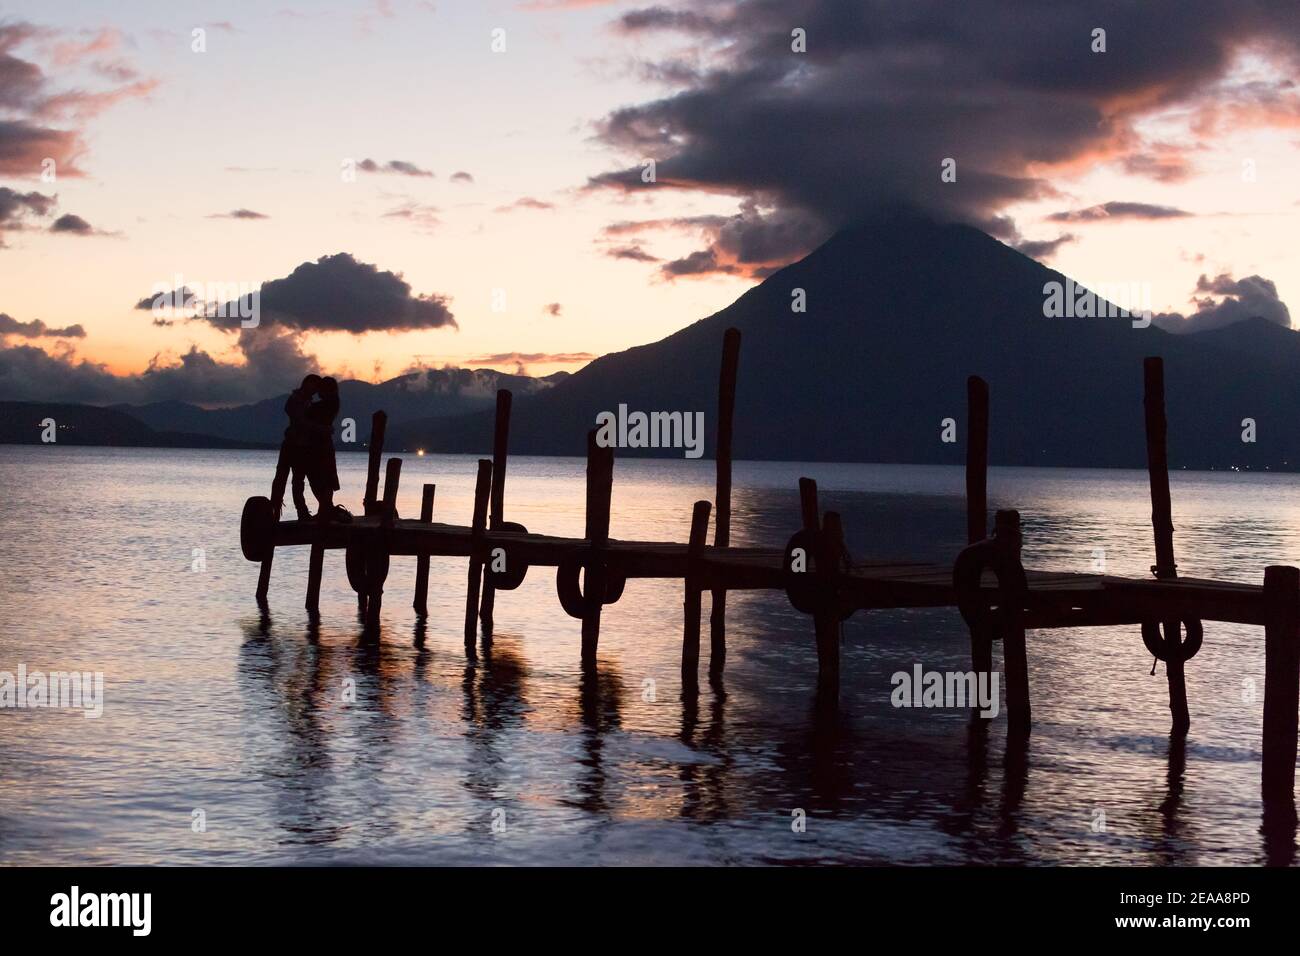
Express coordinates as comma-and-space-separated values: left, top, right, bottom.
291, 466, 312, 520
308, 470, 333, 522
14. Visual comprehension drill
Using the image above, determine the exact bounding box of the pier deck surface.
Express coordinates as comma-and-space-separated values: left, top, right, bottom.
269, 516, 1264, 625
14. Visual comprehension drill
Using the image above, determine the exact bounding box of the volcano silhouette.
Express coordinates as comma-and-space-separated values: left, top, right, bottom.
390, 211, 1300, 471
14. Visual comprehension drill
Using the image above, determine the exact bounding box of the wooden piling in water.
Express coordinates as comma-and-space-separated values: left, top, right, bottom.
799, 477, 819, 533
256, 551, 275, 604
480, 389, 512, 636
683, 500, 712, 689
363, 457, 401, 631
464, 459, 493, 650
412, 482, 436, 617
1262, 565, 1300, 804
996, 509, 1031, 736
709, 328, 741, 679
798, 479, 836, 685
258, 443, 293, 603
1143, 356, 1191, 735
966, 376, 989, 546
306, 536, 324, 613
1143, 358, 1177, 579
966, 375, 992, 688
815, 510, 844, 694
362, 411, 387, 517
581, 431, 615, 667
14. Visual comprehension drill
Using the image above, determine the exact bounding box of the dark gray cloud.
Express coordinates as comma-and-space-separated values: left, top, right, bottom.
449, 170, 474, 184
587, 1, 1300, 267
382, 202, 440, 229
0, 326, 314, 405
463, 351, 597, 375
208, 208, 268, 219
1154, 272, 1292, 333
1013, 233, 1076, 259
662, 248, 734, 277
602, 201, 822, 278
49, 212, 95, 234
251, 253, 455, 333
134, 286, 198, 311
0, 312, 85, 338
604, 244, 661, 262
495, 196, 554, 212
0, 185, 56, 243
192, 252, 454, 335
0, 189, 104, 242
132, 255, 456, 335
358, 157, 433, 177
1047, 201, 1193, 222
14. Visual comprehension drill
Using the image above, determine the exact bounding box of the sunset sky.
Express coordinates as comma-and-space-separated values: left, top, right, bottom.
2, 0, 1298, 406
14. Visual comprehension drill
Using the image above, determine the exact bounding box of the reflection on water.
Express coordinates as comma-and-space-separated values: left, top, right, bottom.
0, 446, 1298, 865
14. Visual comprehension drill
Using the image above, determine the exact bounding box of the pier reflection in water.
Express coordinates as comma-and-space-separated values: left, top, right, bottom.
0, 446, 1296, 864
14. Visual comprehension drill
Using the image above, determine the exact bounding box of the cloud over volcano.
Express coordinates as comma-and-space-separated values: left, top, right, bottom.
586, 0, 1300, 272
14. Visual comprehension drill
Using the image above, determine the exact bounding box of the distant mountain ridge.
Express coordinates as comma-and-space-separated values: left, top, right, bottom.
5, 214, 1296, 470
116, 366, 569, 446
387, 213, 1300, 471
0, 402, 271, 448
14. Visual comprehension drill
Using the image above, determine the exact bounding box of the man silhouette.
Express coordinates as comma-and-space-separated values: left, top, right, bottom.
284, 374, 321, 520
305, 376, 342, 521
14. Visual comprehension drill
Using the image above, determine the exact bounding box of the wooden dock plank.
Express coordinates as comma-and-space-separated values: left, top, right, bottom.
263, 517, 1270, 625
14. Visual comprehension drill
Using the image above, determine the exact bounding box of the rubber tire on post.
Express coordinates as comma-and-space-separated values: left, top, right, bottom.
954, 538, 1027, 642
345, 540, 389, 596
782, 529, 821, 614
484, 521, 530, 591
241, 496, 275, 562
556, 549, 626, 619
345, 542, 366, 593
781, 529, 853, 621
1141, 618, 1203, 662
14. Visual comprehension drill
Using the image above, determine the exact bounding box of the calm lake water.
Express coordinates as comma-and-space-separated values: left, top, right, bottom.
1, 445, 1298, 866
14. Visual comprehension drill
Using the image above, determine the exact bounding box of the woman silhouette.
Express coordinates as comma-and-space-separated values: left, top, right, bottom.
284, 374, 321, 520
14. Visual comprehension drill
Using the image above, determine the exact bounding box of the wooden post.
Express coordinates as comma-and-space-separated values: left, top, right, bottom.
1262, 565, 1300, 803
258, 442, 292, 603
798, 477, 819, 533
966, 375, 992, 687
581, 430, 614, 667
815, 511, 845, 694
1144, 356, 1191, 735
480, 390, 512, 636
364, 457, 401, 630
363, 411, 387, 517
305, 436, 340, 613
413, 483, 436, 617
1143, 358, 1176, 578
996, 509, 1030, 735
683, 500, 712, 689
464, 459, 493, 649
305, 537, 324, 613
256, 550, 275, 604
966, 376, 989, 545
709, 328, 741, 679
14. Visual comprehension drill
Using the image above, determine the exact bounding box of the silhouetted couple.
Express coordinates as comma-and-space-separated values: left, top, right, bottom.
284, 374, 345, 522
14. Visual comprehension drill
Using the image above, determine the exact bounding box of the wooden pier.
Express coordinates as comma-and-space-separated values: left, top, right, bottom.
240, 328, 1300, 808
